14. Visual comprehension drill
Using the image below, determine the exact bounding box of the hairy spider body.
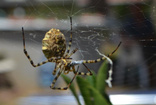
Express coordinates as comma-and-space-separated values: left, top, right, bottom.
22, 17, 121, 90
42, 28, 66, 58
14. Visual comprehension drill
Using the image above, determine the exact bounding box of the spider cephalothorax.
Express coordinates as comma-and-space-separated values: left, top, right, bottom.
22, 17, 121, 90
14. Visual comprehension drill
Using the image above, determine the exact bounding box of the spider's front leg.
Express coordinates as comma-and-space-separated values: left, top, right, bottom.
64, 17, 73, 57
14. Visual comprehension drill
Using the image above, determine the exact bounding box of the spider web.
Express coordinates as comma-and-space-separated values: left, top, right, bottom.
21, 0, 156, 101
23, 0, 118, 69
23, 0, 156, 86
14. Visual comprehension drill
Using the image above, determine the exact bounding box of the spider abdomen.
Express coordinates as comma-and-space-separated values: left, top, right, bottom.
42, 28, 66, 58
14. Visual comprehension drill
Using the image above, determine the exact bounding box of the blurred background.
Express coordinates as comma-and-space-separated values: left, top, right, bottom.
0, 0, 156, 105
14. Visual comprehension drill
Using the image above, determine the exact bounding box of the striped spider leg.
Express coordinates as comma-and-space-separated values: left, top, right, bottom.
22, 27, 57, 67
50, 62, 79, 90
69, 42, 122, 80
64, 17, 73, 57
82, 42, 122, 64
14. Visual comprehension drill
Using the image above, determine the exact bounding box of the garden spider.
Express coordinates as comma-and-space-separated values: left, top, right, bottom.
22, 17, 121, 90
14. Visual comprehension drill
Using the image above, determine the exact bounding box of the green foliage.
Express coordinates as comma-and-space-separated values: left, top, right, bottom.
89, 86, 110, 105
86, 71, 96, 88
61, 74, 81, 105
76, 76, 93, 105
62, 62, 112, 105
96, 62, 108, 94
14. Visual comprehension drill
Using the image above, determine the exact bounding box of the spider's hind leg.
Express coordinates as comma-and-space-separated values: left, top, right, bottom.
50, 65, 65, 90
50, 66, 79, 90
73, 64, 93, 76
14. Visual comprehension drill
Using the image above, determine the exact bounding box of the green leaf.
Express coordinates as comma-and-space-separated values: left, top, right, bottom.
89, 86, 111, 105
61, 74, 81, 105
76, 76, 93, 105
86, 71, 96, 88
102, 93, 113, 105
96, 62, 108, 93
96, 62, 112, 105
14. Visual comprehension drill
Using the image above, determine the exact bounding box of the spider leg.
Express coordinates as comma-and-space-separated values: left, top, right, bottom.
73, 64, 93, 75
51, 66, 79, 90
52, 62, 61, 75
22, 27, 57, 67
64, 17, 73, 57
50, 64, 65, 90
82, 42, 122, 64
66, 48, 78, 58
107, 42, 122, 57
52, 62, 58, 75
65, 66, 79, 89
50, 66, 79, 90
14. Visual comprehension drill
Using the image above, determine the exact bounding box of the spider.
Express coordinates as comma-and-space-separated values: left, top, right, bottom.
22, 17, 121, 90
